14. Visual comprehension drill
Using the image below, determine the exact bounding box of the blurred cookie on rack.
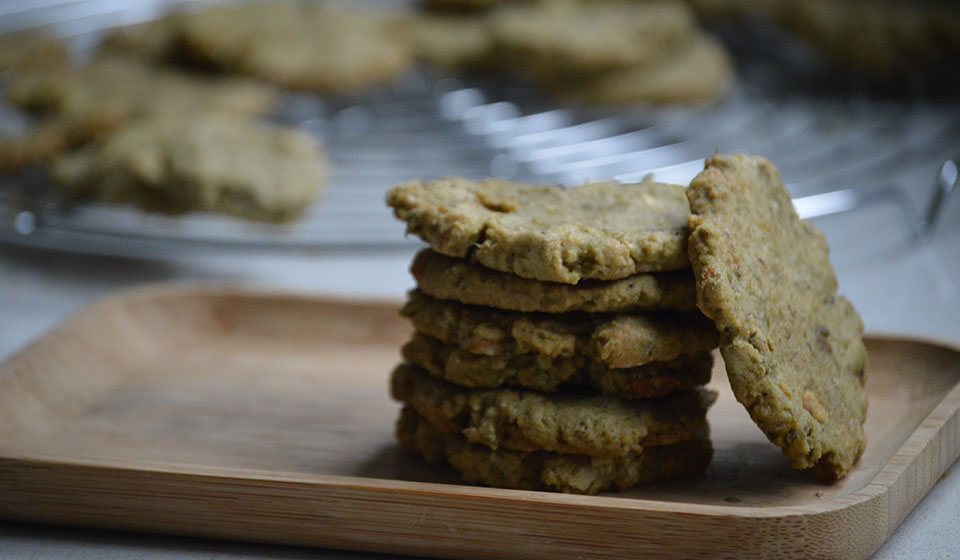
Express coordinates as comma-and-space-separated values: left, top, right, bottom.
174, 1, 413, 93
2, 54, 277, 172
50, 114, 327, 222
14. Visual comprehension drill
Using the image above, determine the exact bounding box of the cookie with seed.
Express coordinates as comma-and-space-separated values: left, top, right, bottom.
397, 407, 713, 494
401, 291, 718, 369
177, 1, 413, 93
403, 332, 712, 398
411, 249, 698, 313
490, 1, 694, 77
50, 114, 327, 222
391, 363, 715, 457
686, 154, 867, 480
387, 178, 692, 284
555, 34, 733, 105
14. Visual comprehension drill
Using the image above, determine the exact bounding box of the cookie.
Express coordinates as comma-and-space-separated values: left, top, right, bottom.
684, 0, 788, 21
3, 55, 276, 171
397, 407, 713, 494
7, 54, 276, 123
403, 332, 712, 398
490, 1, 694, 76
555, 34, 733, 105
0, 32, 66, 72
177, 1, 413, 93
391, 363, 715, 457
411, 249, 698, 313
401, 291, 719, 368
49, 114, 327, 222
387, 177, 692, 284
686, 154, 867, 480
785, 0, 960, 80
393, 13, 495, 70
420, 0, 509, 13
99, 15, 182, 62
0, 121, 73, 174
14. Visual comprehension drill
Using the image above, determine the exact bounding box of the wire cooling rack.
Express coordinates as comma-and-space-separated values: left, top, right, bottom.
0, 0, 956, 257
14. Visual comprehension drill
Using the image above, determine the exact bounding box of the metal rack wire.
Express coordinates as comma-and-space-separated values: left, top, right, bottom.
0, 1, 956, 258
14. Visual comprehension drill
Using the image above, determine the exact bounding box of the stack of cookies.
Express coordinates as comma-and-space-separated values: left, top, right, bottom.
385, 177, 721, 494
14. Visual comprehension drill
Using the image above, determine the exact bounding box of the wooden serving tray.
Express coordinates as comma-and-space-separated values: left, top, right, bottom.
0, 286, 957, 559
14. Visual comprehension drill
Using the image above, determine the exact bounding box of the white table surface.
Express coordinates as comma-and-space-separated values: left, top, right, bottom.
0, 194, 958, 559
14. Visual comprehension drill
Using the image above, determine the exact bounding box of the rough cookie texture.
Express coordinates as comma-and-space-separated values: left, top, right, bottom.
686, 154, 867, 480
402, 291, 719, 368
403, 332, 712, 398
411, 249, 698, 313
387, 177, 692, 283
50, 115, 327, 222
558, 34, 733, 105
397, 407, 713, 494
177, 1, 412, 93
490, 1, 694, 75
391, 363, 715, 457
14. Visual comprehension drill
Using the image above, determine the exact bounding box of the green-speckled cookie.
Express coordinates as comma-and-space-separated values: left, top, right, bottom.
686, 154, 867, 480
391, 363, 715, 457
397, 407, 713, 494
403, 332, 712, 398
387, 177, 692, 283
411, 249, 698, 313
401, 291, 718, 368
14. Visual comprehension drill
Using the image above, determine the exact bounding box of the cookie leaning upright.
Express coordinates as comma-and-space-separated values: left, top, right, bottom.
686, 154, 867, 480
386, 178, 691, 284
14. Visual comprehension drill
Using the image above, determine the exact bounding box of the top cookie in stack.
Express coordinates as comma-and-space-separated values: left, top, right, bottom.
386, 177, 720, 494
388, 178, 693, 284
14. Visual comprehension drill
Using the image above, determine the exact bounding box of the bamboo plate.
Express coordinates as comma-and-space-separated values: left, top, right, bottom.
0, 286, 957, 559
